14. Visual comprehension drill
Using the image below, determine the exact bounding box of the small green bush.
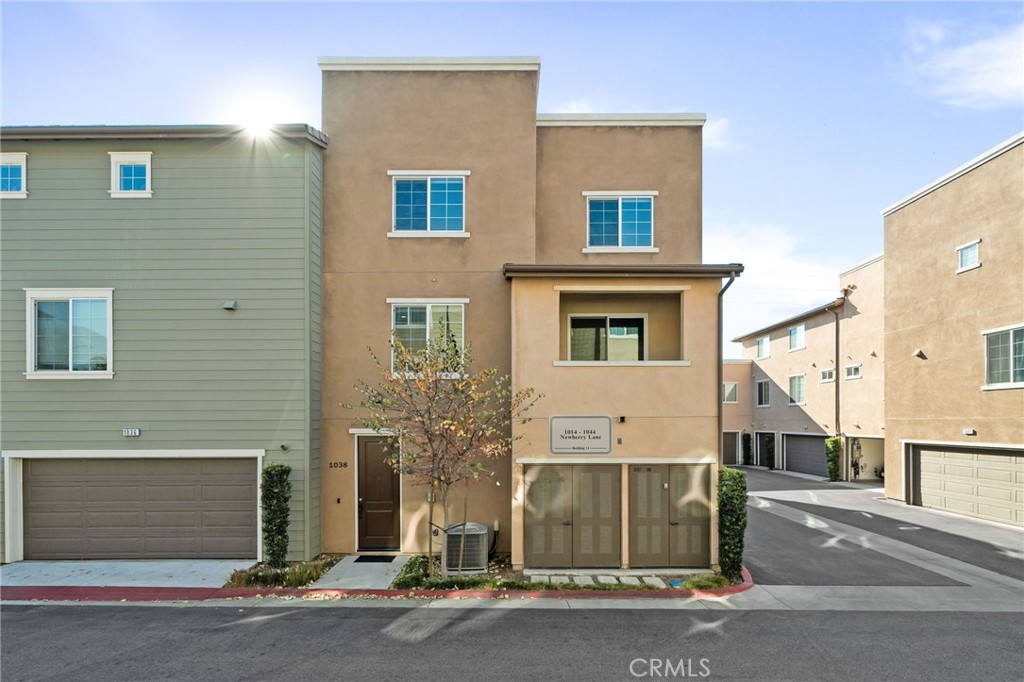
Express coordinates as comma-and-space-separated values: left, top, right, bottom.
228, 555, 338, 588
262, 463, 292, 569
718, 467, 747, 583
683, 574, 731, 590
825, 436, 842, 482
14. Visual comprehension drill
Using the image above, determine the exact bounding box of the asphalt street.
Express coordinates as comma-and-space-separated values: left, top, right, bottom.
2, 604, 1022, 682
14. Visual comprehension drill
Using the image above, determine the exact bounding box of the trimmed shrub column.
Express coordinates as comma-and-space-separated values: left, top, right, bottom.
261, 462, 293, 568
717, 467, 747, 583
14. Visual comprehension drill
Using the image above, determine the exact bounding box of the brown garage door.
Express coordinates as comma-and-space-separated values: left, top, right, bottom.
917, 447, 1024, 527
23, 458, 258, 560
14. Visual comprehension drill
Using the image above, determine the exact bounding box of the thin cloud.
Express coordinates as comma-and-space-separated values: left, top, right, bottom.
704, 222, 847, 358
905, 21, 1024, 110
703, 117, 734, 151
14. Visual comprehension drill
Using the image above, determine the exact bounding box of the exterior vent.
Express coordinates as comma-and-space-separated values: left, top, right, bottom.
444, 522, 489, 575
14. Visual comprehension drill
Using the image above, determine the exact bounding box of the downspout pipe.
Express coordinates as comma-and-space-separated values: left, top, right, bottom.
830, 293, 847, 477
718, 270, 741, 462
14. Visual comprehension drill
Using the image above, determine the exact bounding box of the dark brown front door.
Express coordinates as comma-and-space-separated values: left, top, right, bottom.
358, 437, 400, 550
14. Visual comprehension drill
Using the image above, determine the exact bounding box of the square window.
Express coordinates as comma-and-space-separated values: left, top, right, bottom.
585, 195, 655, 249
569, 316, 645, 362
26, 289, 114, 379
392, 175, 465, 232
789, 324, 805, 351
984, 326, 1024, 387
723, 382, 738, 404
391, 302, 464, 371
956, 240, 981, 273
845, 364, 862, 380
1, 152, 28, 198
109, 152, 153, 198
788, 375, 806, 404
756, 335, 770, 359
756, 380, 770, 407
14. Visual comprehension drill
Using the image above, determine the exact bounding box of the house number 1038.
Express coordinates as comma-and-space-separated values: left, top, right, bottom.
328, 461, 348, 469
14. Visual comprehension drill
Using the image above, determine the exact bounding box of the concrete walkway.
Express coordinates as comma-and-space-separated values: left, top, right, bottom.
311, 555, 410, 589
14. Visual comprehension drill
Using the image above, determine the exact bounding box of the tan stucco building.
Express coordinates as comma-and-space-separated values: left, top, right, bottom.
318, 57, 741, 570
883, 133, 1023, 527
730, 255, 885, 480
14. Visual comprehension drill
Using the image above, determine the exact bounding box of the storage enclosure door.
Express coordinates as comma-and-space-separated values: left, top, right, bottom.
629, 465, 711, 568
572, 465, 621, 568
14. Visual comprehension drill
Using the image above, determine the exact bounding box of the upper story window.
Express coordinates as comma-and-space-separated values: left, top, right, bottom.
756, 335, 770, 359
756, 379, 770, 407
821, 368, 835, 383
956, 239, 981, 274
569, 315, 646, 362
845, 364, 862, 380
388, 171, 469, 237
109, 152, 153, 198
788, 323, 805, 351
389, 299, 466, 371
983, 324, 1023, 389
582, 191, 658, 252
25, 288, 114, 379
722, 382, 738, 404
1, 152, 28, 199
788, 374, 806, 405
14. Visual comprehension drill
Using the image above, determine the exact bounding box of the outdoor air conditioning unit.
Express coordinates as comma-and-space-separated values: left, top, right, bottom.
444, 522, 489, 575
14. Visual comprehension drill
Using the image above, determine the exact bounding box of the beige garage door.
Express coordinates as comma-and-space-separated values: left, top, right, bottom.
918, 447, 1024, 527
23, 458, 258, 560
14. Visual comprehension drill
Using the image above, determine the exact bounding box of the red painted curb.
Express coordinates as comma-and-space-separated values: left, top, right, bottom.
0, 567, 754, 603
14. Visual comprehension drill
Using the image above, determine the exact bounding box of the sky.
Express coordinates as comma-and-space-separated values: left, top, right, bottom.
2, 1, 1021, 356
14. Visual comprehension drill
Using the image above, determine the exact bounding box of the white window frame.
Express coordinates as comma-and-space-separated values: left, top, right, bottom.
387, 298, 468, 374
756, 335, 770, 359
788, 374, 806, 405
844, 364, 862, 381
955, 238, 981, 274
0, 152, 28, 199
722, 381, 739, 404
755, 379, 770, 407
981, 323, 1024, 390
581, 190, 660, 254
821, 368, 835, 383
566, 313, 650, 363
24, 288, 114, 380
109, 152, 153, 198
788, 323, 805, 351
387, 170, 471, 238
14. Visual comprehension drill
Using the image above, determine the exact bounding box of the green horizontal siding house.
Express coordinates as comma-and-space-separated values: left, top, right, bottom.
0, 125, 327, 563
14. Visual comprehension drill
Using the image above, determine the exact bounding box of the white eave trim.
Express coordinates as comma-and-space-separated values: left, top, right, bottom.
538, 113, 706, 127
882, 132, 1024, 216
319, 57, 540, 71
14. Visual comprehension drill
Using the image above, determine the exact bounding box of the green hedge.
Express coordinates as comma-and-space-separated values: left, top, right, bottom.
718, 467, 747, 583
826, 436, 842, 482
262, 463, 292, 569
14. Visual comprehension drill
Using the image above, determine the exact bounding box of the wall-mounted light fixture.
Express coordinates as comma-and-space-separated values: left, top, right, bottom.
962, 428, 977, 436
912, 349, 927, 359
618, 416, 626, 423
223, 300, 238, 311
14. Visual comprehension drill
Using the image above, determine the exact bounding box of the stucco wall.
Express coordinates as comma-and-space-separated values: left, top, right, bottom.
883, 140, 1024, 500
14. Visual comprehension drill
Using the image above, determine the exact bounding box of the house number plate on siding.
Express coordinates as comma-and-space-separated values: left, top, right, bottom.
122, 428, 141, 437
550, 416, 612, 454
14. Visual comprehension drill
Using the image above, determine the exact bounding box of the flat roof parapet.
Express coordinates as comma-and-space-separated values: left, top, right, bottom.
318, 56, 541, 71
537, 113, 706, 127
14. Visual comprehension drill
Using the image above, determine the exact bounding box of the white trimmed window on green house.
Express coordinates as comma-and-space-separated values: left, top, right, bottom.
1, 152, 28, 198
25, 289, 114, 379
109, 152, 153, 198
983, 324, 1024, 389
